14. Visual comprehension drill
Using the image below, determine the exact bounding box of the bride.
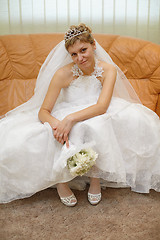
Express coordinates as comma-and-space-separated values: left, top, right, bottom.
0, 23, 160, 206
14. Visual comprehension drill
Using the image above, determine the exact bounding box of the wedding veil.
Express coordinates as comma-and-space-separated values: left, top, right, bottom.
4, 39, 141, 118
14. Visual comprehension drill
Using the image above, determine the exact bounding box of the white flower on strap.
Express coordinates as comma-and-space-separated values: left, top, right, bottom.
72, 64, 84, 77
71, 59, 104, 78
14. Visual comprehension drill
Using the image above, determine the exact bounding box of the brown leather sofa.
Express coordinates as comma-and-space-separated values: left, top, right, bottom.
0, 33, 160, 117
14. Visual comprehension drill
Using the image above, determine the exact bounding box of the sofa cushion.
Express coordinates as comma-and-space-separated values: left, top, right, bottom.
0, 33, 160, 117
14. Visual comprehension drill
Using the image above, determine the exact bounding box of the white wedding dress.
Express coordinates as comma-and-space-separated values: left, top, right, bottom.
0, 41, 160, 203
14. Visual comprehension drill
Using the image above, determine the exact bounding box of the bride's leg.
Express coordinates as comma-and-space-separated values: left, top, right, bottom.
89, 178, 101, 194
57, 182, 74, 197
88, 178, 101, 205
57, 182, 77, 206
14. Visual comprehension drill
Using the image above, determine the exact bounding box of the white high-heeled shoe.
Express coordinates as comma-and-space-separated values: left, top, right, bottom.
88, 192, 101, 205
60, 193, 77, 207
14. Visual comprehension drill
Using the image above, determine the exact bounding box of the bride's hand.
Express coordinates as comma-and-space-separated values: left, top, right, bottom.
49, 119, 67, 145
53, 115, 75, 148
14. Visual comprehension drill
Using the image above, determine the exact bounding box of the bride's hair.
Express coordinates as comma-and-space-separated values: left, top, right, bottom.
64, 23, 94, 50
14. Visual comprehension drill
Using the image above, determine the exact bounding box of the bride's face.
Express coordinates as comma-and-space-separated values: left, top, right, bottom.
68, 40, 96, 72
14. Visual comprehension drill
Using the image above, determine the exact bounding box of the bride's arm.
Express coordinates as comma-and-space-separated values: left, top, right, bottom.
38, 68, 68, 129
54, 64, 117, 145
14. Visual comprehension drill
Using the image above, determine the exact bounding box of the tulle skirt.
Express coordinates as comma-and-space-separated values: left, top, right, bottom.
0, 97, 160, 203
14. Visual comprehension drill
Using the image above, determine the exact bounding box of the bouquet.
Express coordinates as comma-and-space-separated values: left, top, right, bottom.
67, 148, 98, 176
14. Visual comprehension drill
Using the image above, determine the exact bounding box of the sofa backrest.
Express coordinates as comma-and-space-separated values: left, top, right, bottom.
0, 33, 160, 117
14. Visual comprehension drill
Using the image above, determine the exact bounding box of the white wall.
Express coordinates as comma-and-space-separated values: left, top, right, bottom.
0, 0, 160, 44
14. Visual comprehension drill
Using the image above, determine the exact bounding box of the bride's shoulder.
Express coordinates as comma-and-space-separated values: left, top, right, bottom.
98, 60, 117, 84
99, 60, 116, 72
54, 63, 74, 87
57, 63, 74, 73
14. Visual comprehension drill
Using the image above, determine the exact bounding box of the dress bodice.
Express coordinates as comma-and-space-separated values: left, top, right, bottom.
58, 60, 103, 105
61, 75, 102, 104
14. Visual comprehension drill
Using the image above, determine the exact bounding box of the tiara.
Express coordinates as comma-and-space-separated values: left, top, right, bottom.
64, 28, 88, 42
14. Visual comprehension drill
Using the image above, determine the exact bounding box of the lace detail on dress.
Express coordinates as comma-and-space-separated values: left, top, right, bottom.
72, 64, 84, 77
71, 59, 104, 78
